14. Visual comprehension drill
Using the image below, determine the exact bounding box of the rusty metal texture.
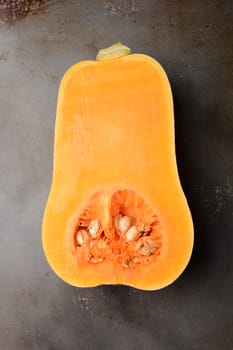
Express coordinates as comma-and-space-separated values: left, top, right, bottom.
0, 1, 232, 349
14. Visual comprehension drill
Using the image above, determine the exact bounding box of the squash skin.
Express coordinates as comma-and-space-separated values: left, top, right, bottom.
42, 53, 194, 290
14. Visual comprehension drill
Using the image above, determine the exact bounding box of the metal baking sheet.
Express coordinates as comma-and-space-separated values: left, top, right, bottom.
0, 1, 232, 349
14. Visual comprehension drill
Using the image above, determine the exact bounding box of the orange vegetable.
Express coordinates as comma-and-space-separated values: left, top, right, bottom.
42, 43, 193, 290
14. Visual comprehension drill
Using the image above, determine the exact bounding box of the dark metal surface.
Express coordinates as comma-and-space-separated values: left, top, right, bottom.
0, 1, 232, 349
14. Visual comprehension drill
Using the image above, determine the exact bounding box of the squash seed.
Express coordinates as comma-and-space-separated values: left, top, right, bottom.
140, 222, 151, 233
136, 239, 157, 256
90, 257, 104, 263
122, 261, 129, 268
125, 225, 139, 242
118, 216, 131, 233
114, 214, 122, 231
76, 229, 89, 245
88, 219, 100, 238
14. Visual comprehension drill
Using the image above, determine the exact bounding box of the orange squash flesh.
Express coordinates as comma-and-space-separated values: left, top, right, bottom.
42, 46, 193, 290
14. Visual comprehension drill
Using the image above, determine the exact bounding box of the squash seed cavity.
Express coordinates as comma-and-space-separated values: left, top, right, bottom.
74, 189, 162, 268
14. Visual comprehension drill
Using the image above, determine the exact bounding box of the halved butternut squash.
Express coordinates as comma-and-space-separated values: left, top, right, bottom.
42, 43, 193, 290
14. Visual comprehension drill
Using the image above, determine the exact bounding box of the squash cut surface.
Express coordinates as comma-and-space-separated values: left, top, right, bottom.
42, 48, 193, 290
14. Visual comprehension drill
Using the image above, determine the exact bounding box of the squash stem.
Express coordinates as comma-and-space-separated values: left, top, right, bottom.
96, 42, 131, 61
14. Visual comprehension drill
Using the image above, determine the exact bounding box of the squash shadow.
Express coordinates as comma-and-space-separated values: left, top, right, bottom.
171, 77, 213, 284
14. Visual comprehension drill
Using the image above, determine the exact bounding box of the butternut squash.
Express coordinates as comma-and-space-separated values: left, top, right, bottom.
42, 43, 194, 290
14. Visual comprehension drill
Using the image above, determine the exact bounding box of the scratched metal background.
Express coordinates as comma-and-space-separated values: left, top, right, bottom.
0, 1, 232, 349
